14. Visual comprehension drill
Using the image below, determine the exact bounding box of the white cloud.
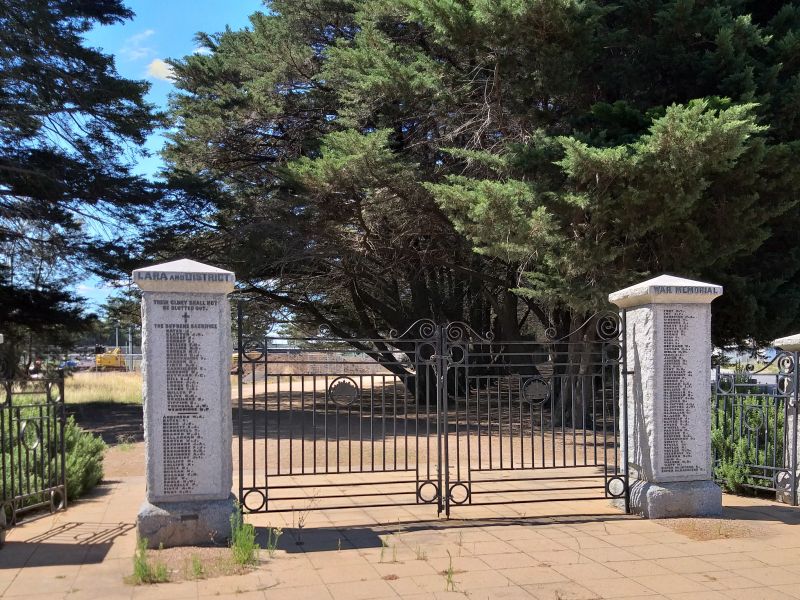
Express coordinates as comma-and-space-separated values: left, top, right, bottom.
192, 46, 212, 56
120, 29, 155, 61
147, 58, 175, 81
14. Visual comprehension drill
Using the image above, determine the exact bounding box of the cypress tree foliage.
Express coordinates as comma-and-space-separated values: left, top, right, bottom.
159, 0, 800, 349
0, 0, 159, 373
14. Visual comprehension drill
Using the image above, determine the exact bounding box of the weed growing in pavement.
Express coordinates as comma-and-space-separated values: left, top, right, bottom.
444, 550, 456, 592
265, 526, 283, 558
415, 545, 428, 561
190, 555, 204, 579
230, 504, 260, 566
128, 538, 169, 585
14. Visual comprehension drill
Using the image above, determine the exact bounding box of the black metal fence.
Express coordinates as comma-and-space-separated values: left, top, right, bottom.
712, 352, 799, 505
1, 374, 67, 531
237, 309, 628, 516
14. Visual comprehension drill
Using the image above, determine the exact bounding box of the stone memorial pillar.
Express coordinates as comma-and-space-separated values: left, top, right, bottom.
609, 275, 723, 518
772, 333, 800, 506
133, 259, 235, 547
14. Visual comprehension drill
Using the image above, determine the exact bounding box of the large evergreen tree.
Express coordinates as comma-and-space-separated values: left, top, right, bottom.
0, 0, 159, 374
154, 0, 800, 348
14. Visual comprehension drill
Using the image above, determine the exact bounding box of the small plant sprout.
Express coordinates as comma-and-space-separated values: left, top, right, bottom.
444, 550, 456, 592
379, 536, 389, 562
129, 538, 169, 585
190, 555, 204, 579
294, 497, 316, 546
230, 503, 260, 566
337, 538, 342, 552
415, 545, 428, 561
457, 531, 463, 556
265, 526, 283, 558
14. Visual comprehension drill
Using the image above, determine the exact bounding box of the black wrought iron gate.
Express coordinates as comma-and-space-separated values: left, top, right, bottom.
237, 308, 629, 516
1, 374, 67, 532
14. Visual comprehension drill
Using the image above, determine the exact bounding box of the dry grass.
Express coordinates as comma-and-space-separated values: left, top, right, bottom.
126, 545, 260, 585
659, 517, 763, 540
66, 371, 142, 404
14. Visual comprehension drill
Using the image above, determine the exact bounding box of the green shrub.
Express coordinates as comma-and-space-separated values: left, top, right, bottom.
63, 416, 106, 499
230, 504, 259, 566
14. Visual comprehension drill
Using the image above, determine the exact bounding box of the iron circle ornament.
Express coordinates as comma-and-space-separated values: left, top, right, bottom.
242, 339, 265, 362
716, 374, 735, 394
595, 312, 622, 341
417, 342, 436, 363
417, 480, 439, 504
778, 375, 794, 397
778, 353, 795, 375
743, 405, 765, 432
45, 381, 62, 403
328, 377, 359, 407
242, 488, 266, 512
19, 420, 41, 451
603, 342, 622, 362
774, 470, 796, 492
50, 489, 65, 512
521, 377, 550, 405
448, 343, 466, 365
606, 476, 626, 499
448, 482, 471, 505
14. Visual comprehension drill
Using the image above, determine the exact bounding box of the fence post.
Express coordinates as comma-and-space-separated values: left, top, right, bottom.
133, 259, 236, 547
609, 275, 723, 518
773, 334, 800, 506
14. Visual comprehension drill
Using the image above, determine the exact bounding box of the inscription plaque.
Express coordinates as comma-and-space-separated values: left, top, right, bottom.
661, 308, 700, 474
146, 295, 226, 500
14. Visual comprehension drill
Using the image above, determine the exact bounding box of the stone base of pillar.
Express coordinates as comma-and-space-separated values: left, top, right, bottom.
137, 494, 236, 548
614, 480, 722, 518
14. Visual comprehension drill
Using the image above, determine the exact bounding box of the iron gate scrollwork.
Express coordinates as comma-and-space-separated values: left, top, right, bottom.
236, 307, 629, 516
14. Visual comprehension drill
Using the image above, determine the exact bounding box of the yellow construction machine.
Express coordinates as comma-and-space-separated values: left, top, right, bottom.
95, 347, 127, 371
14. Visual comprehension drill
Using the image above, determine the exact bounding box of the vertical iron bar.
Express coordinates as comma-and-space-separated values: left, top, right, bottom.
236, 300, 245, 504
288, 375, 293, 474
312, 375, 317, 474
440, 326, 449, 517
498, 377, 503, 469
359, 375, 364, 472
276, 375, 281, 475
0, 404, 6, 503
381, 373, 386, 472
58, 372, 65, 508
392, 374, 397, 471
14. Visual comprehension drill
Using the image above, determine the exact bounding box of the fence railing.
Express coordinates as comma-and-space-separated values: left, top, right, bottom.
712, 354, 799, 505
1, 373, 67, 536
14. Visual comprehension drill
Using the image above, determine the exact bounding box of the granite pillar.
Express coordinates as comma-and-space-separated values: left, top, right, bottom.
133, 259, 235, 547
610, 275, 723, 518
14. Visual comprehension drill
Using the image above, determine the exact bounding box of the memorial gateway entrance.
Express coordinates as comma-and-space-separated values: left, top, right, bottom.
235, 308, 631, 517
132, 262, 726, 546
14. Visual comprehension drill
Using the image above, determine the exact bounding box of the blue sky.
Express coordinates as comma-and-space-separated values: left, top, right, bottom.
78, 0, 262, 311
